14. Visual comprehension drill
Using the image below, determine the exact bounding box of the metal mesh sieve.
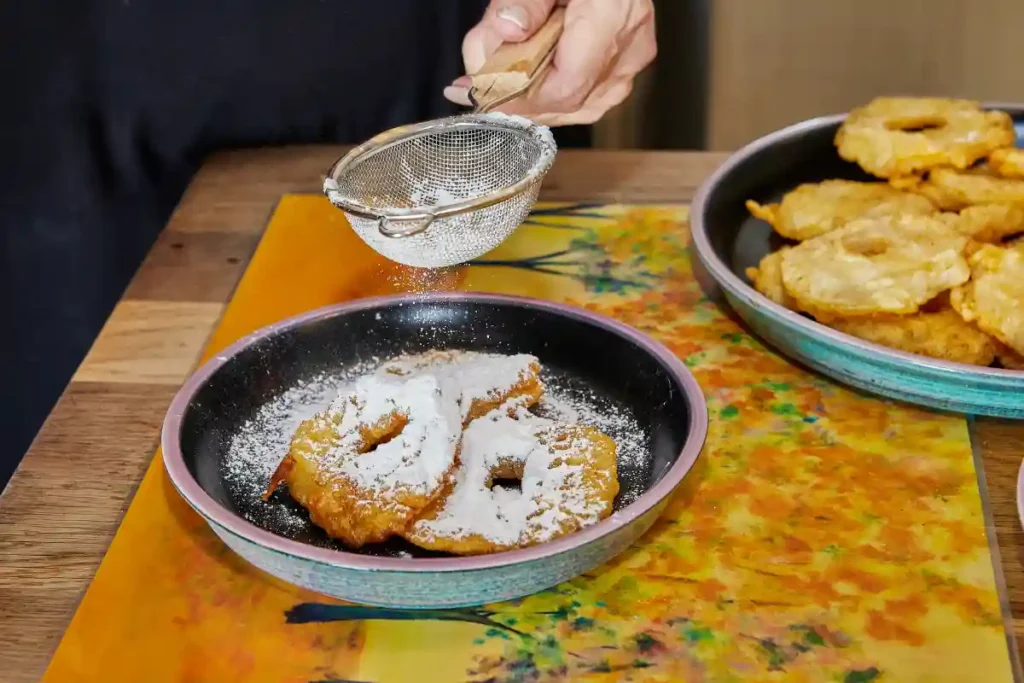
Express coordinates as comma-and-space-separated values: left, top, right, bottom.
323, 113, 557, 268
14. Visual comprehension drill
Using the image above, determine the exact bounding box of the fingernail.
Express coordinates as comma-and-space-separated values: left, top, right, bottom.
450, 75, 472, 88
443, 86, 472, 106
497, 5, 529, 31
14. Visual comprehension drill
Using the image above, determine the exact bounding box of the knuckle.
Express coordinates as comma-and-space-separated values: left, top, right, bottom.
558, 85, 592, 112
535, 77, 592, 113
546, 95, 587, 114
574, 109, 603, 125
640, 39, 658, 65
637, 0, 657, 22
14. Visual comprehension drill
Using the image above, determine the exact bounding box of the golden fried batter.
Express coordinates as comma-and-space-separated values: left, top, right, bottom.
381, 350, 543, 425
836, 97, 1015, 178
888, 174, 957, 211
261, 350, 624, 554
831, 309, 997, 366
951, 244, 1024, 355
996, 344, 1024, 370
266, 373, 462, 548
736, 97, 1024, 370
746, 248, 797, 309
404, 408, 618, 556
745, 180, 936, 241
746, 249, 839, 322
780, 214, 970, 317
989, 147, 1024, 179
944, 204, 1024, 243
899, 166, 1024, 211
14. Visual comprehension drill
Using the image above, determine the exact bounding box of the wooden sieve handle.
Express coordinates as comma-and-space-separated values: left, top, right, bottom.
470, 7, 565, 112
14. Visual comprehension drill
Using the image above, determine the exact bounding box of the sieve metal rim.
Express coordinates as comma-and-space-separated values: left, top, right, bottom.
322, 114, 557, 222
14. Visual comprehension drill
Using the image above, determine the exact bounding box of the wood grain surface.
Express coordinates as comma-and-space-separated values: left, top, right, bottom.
1, 148, 1021, 681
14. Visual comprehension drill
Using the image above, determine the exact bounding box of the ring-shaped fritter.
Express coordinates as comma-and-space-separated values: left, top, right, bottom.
897, 166, 1024, 212
836, 97, 1014, 178
780, 214, 970, 317
745, 179, 936, 241
266, 373, 462, 548
403, 402, 619, 556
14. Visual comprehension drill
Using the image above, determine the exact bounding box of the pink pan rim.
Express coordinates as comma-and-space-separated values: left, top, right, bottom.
161, 292, 709, 574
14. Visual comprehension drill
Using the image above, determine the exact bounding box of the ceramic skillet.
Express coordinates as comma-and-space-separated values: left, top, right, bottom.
162, 293, 708, 609
690, 105, 1024, 418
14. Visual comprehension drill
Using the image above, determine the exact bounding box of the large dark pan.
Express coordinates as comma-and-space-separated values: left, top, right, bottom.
691, 106, 1024, 418
162, 293, 707, 608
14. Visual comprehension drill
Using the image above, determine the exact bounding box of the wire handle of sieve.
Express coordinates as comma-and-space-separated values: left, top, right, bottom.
378, 213, 435, 238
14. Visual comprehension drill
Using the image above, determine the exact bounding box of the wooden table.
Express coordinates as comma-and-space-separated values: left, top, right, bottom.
1, 148, 1022, 682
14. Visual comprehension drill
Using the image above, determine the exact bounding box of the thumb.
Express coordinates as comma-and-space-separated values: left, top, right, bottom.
463, 0, 558, 74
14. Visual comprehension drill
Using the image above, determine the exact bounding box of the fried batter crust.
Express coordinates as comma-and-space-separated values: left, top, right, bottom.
951, 244, 1024, 356
830, 309, 997, 366
836, 97, 1014, 178
989, 147, 1024, 180
780, 214, 970, 317
404, 424, 618, 556
896, 166, 1024, 211
746, 180, 936, 241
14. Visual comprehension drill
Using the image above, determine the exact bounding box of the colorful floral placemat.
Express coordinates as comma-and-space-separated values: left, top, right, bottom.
44, 197, 1016, 682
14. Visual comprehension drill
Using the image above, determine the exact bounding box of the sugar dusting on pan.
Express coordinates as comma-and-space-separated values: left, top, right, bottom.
222, 359, 651, 550
222, 367, 356, 533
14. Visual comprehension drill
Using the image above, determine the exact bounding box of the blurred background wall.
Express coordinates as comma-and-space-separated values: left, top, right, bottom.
594, 0, 1024, 151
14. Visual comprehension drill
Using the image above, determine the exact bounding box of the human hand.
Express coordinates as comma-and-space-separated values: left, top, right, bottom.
444, 0, 656, 126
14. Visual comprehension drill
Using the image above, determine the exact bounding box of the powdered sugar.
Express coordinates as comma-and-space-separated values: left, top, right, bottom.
402, 112, 555, 211
223, 374, 342, 532
538, 382, 648, 495
407, 174, 491, 209
222, 361, 377, 532
307, 373, 461, 495
382, 350, 539, 423
408, 400, 614, 547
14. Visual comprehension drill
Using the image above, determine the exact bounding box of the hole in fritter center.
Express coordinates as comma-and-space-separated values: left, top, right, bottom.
487, 456, 525, 493
842, 234, 891, 257
884, 116, 946, 133
359, 416, 409, 454
490, 477, 523, 493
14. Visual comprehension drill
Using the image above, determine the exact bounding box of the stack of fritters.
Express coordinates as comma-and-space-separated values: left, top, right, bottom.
746, 96, 1024, 369
265, 351, 620, 555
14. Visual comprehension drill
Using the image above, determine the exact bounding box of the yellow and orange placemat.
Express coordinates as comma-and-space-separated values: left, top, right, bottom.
45, 197, 1016, 682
